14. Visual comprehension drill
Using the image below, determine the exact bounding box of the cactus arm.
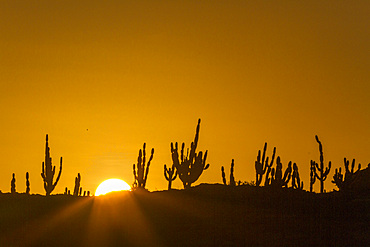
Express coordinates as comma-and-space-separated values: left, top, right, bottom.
350, 159, 355, 173
180, 143, 185, 162
142, 144, 146, 173
261, 142, 267, 170
53, 157, 62, 187
133, 164, 137, 179
144, 148, 154, 183
269, 147, 276, 168
221, 166, 226, 185
164, 165, 170, 181
323, 161, 331, 177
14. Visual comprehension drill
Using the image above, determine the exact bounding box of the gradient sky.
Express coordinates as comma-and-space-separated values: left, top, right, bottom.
0, 1, 369, 194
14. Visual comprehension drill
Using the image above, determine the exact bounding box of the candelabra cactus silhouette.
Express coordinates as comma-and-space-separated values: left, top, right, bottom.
332, 158, 361, 191
221, 159, 236, 186
310, 160, 316, 192
164, 164, 177, 190
73, 173, 81, 196
255, 143, 276, 187
291, 163, 303, 190
11, 173, 16, 194
270, 157, 292, 188
133, 143, 154, 189
41, 135, 62, 196
26, 172, 30, 195
170, 119, 209, 189
313, 135, 331, 193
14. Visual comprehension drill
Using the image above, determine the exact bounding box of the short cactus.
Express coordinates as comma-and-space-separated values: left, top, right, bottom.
164, 164, 177, 190
26, 172, 30, 195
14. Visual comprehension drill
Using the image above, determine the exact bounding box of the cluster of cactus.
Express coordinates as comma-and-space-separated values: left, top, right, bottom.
332, 158, 361, 191
268, 157, 292, 188
133, 143, 154, 189
312, 135, 331, 193
221, 159, 236, 186
170, 119, 209, 189
255, 143, 276, 187
41, 135, 62, 196
252, 142, 305, 190
10, 172, 31, 194
292, 163, 303, 190
64, 187, 71, 195
164, 163, 177, 190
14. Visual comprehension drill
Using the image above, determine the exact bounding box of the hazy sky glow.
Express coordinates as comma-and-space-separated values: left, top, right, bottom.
0, 1, 369, 194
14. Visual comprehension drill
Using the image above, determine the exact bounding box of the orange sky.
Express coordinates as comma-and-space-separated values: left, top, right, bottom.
0, 1, 369, 194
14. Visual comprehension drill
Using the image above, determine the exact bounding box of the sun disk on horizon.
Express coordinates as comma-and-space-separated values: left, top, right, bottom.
95, 179, 131, 196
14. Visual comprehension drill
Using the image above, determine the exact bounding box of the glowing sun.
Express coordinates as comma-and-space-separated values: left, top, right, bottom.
95, 179, 131, 196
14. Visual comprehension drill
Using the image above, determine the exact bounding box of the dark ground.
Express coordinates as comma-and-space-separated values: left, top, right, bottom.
0, 184, 369, 247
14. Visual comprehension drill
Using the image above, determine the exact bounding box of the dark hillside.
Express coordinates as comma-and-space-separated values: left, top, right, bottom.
0, 184, 369, 246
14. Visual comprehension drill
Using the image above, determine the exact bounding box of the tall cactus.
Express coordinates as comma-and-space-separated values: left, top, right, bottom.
310, 160, 316, 192
313, 135, 331, 193
73, 173, 81, 196
164, 164, 177, 190
255, 143, 276, 187
11, 173, 16, 194
26, 172, 30, 195
133, 143, 154, 189
332, 158, 361, 191
221, 159, 236, 186
171, 119, 209, 189
41, 135, 62, 196
291, 163, 303, 190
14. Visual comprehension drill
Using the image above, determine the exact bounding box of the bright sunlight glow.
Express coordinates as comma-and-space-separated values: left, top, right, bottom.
95, 179, 131, 196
